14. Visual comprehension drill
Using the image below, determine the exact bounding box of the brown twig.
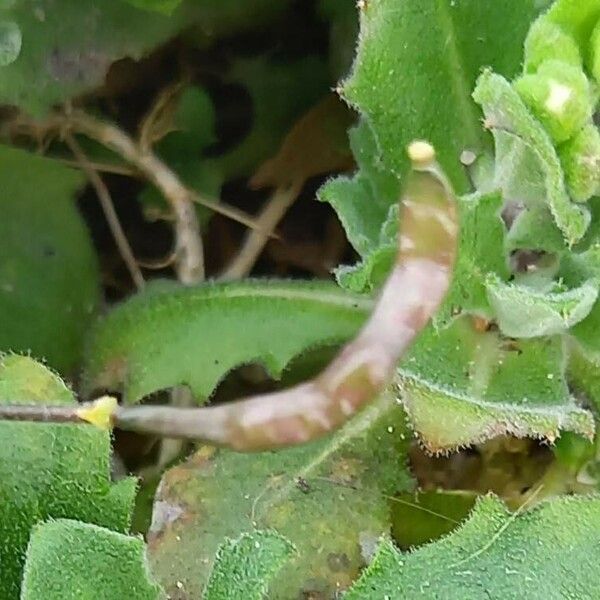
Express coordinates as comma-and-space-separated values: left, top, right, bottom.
59, 110, 205, 284
0, 405, 83, 424
64, 132, 146, 291
54, 157, 139, 177
220, 183, 301, 280
138, 81, 184, 154
11, 114, 273, 236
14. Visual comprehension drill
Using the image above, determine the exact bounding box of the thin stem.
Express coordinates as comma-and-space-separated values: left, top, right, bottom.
64, 132, 146, 291
220, 184, 301, 280
12, 113, 274, 235
0, 404, 83, 424
59, 111, 205, 284
54, 157, 138, 177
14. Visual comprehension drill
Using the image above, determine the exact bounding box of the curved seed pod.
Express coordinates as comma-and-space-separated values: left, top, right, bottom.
113, 141, 458, 451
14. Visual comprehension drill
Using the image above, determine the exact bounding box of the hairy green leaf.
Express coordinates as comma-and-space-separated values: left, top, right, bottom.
0, 145, 99, 374
435, 191, 509, 326
204, 531, 295, 600
335, 244, 396, 294
391, 491, 477, 550
319, 120, 400, 259
22, 520, 162, 600
341, 0, 539, 191
0, 356, 136, 599
147, 390, 413, 599
490, 129, 568, 253
558, 123, 600, 202
0, 354, 73, 404
0, 2, 181, 114
398, 318, 593, 452
473, 70, 590, 244
486, 276, 598, 337
346, 494, 600, 599
83, 280, 371, 403
545, 0, 600, 51
513, 60, 593, 144
568, 342, 600, 412
322, 0, 538, 293
571, 300, 600, 358
565, 244, 600, 358
523, 16, 582, 73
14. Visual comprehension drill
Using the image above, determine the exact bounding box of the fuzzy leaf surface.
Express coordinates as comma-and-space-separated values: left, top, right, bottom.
0, 356, 136, 599
341, 0, 540, 191
398, 318, 593, 452
486, 276, 598, 338
147, 390, 413, 599
83, 280, 371, 403
204, 531, 295, 600
346, 494, 600, 599
322, 0, 538, 292
21, 520, 162, 600
0, 0, 290, 114
473, 70, 589, 244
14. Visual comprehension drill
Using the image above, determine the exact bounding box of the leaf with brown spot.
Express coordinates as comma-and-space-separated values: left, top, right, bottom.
147, 389, 413, 599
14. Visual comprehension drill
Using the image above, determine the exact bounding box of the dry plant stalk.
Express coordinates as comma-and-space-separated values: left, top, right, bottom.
61, 111, 205, 284
63, 131, 146, 291
0, 141, 456, 451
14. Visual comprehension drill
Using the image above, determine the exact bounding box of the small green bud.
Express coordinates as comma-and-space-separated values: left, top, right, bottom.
546, 0, 600, 50
524, 17, 581, 73
558, 123, 600, 202
514, 60, 592, 143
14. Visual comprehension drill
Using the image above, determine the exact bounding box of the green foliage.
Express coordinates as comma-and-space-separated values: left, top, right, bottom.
558, 123, 600, 202
435, 191, 509, 326
147, 390, 413, 598
0, 354, 73, 404
213, 55, 329, 182
83, 280, 370, 403
21, 519, 162, 600
391, 491, 477, 550
0, 145, 99, 374
523, 17, 582, 72
139, 86, 221, 225
345, 494, 600, 599
7, 0, 600, 595
0, 356, 137, 598
513, 60, 592, 144
122, 0, 182, 15
486, 275, 598, 337
321, 0, 539, 294
340, 0, 538, 192
398, 318, 593, 452
0, 20, 21, 66
545, 0, 600, 51
473, 70, 589, 244
204, 531, 295, 600
0, 2, 181, 114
